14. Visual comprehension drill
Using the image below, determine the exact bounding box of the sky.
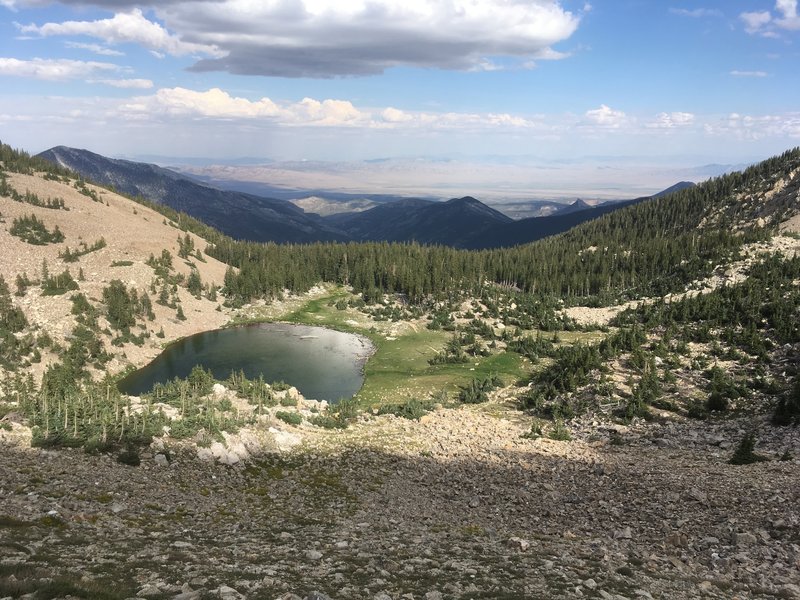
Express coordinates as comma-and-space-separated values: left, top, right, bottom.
0, 0, 799, 195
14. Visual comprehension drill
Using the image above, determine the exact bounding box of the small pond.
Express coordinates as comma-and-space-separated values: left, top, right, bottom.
117, 323, 373, 402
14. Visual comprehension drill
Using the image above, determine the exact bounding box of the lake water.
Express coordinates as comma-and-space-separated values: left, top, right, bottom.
117, 323, 373, 402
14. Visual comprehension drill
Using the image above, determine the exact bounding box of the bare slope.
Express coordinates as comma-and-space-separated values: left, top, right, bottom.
0, 170, 229, 380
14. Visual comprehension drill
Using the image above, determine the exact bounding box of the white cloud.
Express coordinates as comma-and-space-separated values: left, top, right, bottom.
65, 41, 125, 56
704, 111, 800, 140
381, 107, 413, 123
95, 78, 153, 89
114, 86, 559, 131
648, 111, 695, 129
582, 104, 627, 128
161, 0, 580, 77
119, 87, 371, 127
0, 56, 118, 80
8, 1, 581, 78
740, 10, 772, 33
776, 0, 800, 29
17, 9, 223, 57
730, 70, 768, 77
740, 1, 800, 35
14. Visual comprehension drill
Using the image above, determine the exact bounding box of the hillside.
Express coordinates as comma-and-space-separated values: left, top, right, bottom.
37, 146, 347, 244
37, 146, 696, 250
0, 166, 231, 385
1, 144, 800, 599
326, 195, 513, 246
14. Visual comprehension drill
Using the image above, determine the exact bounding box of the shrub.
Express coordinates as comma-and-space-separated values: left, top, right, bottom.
378, 397, 433, 420
706, 391, 729, 412
280, 395, 298, 407
276, 410, 302, 426
522, 419, 543, 439
548, 419, 571, 441
333, 396, 359, 422
9, 214, 64, 245
457, 376, 503, 404
772, 380, 800, 426
729, 433, 768, 465
309, 414, 348, 429
117, 447, 141, 466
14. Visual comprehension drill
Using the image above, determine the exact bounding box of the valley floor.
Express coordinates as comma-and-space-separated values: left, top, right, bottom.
1, 397, 799, 600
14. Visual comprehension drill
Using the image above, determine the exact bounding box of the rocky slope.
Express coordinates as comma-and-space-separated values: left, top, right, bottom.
1, 397, 798, 599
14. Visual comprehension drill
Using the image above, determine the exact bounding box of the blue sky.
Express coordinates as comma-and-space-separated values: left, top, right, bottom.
0, 0, 798, 173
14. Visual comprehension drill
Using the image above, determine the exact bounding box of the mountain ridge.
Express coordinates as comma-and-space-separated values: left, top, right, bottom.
37, 146, 347, 244
37, 146, 699, 250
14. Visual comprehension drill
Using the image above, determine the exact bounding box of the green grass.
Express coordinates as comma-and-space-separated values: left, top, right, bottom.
277, 289, 529, 406
358, 328, 526, 405
282, 290, 363, 332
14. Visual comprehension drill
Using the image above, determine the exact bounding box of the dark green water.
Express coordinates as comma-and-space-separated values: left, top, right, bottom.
117, 323, 373, 402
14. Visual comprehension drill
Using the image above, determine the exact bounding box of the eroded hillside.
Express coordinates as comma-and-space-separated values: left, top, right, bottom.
0, 167, 230, 382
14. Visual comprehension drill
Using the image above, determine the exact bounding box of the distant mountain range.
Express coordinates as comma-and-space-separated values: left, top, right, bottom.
37, 146, 346, 244
37, 146, 694, 249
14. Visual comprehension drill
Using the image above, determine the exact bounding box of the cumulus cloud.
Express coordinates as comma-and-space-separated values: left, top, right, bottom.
582, 104, 627, 128
16, 9, 223, 57
9, 1, 580, 78
740, 1, 800, 35
0, 56, 118, 80
648, 111, 695, 129
775, 0, 800, 29
113, 86, 558, 131
381, 107, 414, 123
164, 0, 580, 77
703, 111, 800, 140
118, 87, 370, 126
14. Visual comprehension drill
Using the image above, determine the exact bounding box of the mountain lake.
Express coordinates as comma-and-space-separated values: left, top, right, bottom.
117, 323, 374, 402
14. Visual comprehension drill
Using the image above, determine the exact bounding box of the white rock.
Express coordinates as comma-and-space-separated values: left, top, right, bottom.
306, 549, 323, 561
216, 585, 244, 600
268, 427, 302, 452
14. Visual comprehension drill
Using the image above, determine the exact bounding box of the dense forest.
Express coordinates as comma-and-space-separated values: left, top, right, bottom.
210, 148, 799, 305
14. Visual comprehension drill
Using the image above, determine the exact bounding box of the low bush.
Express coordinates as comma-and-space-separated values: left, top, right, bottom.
276, 410, 302, 426
729, 433, 768, 465
378, 397, 433, 421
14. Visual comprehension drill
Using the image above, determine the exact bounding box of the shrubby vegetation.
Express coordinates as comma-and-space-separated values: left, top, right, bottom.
59, 238, 106, 262
615, 254, 800, 424
9, 214, 65, 245
0, 172, 67, 210
0, 276, 31, 369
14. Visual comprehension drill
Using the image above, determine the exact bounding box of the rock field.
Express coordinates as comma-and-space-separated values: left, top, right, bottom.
2, 394, 799, 600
